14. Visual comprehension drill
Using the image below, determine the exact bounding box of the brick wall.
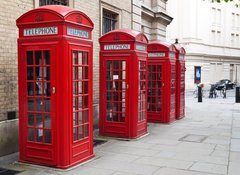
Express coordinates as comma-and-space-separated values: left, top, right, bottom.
0, 0, 33, 121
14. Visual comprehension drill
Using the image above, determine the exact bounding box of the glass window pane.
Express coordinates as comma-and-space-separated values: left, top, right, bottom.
28, 128, 34, 141
73, 127, 77, 141
27, 98, 34, 111
78, 96, 83, 109
44, 51, 50, 65
35, 51, 42, 66
83, 110, 89, 123
28, 113, 34, 126
27, 67, 34, 80
83, 52, 88, 65
36, 114, 43, 128
72, 51, 77, 64
78, 82, 82, 94
27, 82, 34, 96
79, 126, 83, 139
36, 129, 43, 142
73, 66, 78, 80
84, 124, 89, 137
83, 81, 88, 94
44, 98, 51, 112
44, 67, 50, 80
79, 112, 83, 124
27, 51, 33, 65
83, 67, 88, 79
44, 130, 51, 144
83, 96, 88, 109
36, 81, 43, 96
43, 82, 51, 96
78, 66, 83, 80
36, 98, 43, 112
44, 115, 51, 129
78, 52, 82, 65
73, 97, 77, 111
73, 112, 77, 125
73, 82, 77, 95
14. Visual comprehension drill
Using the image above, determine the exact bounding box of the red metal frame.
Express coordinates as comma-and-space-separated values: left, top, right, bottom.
147, 41, 177, 123
17, 5, 94, 168
175, 46, 186, 120
99, 29, 148, 139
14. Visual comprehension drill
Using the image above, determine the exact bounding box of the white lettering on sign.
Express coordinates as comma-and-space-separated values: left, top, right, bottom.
67, 27, 89, 38
169, 53, 176, 58
136, 44, 146, 51
148, 53, 165, 57
104, 44, 130, 50
23, 26, 58, 36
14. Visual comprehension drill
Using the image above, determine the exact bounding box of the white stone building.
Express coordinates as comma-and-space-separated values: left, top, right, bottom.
167, 0, 240, 90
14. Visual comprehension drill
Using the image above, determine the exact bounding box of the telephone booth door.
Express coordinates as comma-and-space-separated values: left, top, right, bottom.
147, 64, 162, 122
20, 45, 57, 165
170, 63, 176, 119
101, 58, 129, 137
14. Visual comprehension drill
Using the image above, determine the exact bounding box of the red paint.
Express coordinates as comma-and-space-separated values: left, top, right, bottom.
175, 45, 186, 120
147, 41, 177, 123
16, 5, 94, 168
99, 29, 148, 139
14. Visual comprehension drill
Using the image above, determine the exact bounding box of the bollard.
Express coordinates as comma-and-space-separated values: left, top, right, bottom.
198, 86, 202, 102
236, 86, 240, 103
223, 88, 226, 98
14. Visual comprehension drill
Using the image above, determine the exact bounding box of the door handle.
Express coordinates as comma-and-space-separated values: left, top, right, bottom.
52, 87, 56, 94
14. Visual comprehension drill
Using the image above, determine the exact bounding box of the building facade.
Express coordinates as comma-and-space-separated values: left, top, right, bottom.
167, 0, 240, 90
0, 0, 171, 157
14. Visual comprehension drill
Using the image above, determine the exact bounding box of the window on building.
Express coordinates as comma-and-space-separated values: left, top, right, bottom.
217, 9, 221, 26
236, 34, 239, 46
102, 9, 118, 35
212, 7, 216, 25
231, 33, 235, 47
232, 13, 235, 29
217, 31, 221, 45
211, 30, 216, 44
40, 0, 68, 6
237, 14, 240, 30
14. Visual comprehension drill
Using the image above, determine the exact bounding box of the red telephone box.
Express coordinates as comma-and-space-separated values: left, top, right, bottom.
99, 29, 148, 139
147, 41, 177, 123
16, 5, 94, 168
175, 45, 186, 119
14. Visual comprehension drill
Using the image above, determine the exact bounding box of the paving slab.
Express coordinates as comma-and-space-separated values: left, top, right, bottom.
190, 162, 227, 175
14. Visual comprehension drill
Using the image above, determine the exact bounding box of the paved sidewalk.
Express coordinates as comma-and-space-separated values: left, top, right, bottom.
1, 91, 240, 175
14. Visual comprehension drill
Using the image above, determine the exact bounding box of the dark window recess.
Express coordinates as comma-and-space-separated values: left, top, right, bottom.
7, 111, 17, 120
102, 10, 118, 35
40, 0, 68, 6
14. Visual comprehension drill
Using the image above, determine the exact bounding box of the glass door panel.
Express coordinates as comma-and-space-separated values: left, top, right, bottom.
26, 50, 52, 144
105, 60, 127, 123
147, 65, 162, 112
72, 51, 89, 142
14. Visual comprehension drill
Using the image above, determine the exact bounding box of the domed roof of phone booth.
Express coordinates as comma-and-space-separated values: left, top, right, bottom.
99, 29, 148, 43
174, 44, 186, 55
148, 40, 177, 52
16, 5, 93, 28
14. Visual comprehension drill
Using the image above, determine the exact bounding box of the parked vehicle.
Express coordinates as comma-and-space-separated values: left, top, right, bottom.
215, 79, 235, 90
